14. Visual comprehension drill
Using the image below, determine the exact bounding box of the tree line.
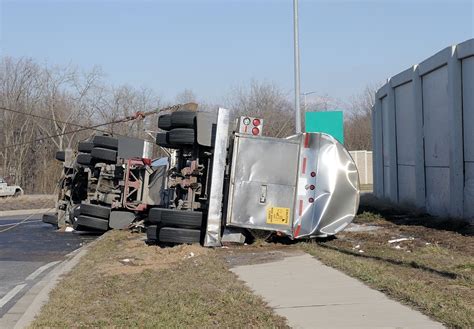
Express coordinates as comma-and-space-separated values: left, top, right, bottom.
0, 56, 374, 194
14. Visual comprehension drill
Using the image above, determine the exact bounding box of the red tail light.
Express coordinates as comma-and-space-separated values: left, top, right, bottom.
253, 118, 261, 126
252, 127, 260, 135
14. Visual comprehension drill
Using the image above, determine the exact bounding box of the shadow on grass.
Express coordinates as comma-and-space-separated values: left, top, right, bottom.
313, 242, 462, 280
359, 194, 473, 236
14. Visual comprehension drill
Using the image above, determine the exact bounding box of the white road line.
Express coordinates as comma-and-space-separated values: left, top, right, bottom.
0, 284, 26, 308
25, 261, 61, 281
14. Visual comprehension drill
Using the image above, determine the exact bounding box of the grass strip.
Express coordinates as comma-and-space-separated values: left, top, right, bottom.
30, 231, 288, 328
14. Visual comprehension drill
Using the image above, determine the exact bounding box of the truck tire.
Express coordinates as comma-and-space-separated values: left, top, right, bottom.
14, 190, 22, 197
155, 132, 169, 146
76, 153, 93, 165
42, 214, 58, 226
70, 205, 81, 225
146, 225, 158, 241
74, 215, 109, 231
168, 128, 195, 145
91, 147, 117, 163
147, 208, 202, 229
147, 208, 163, 224
170, 111, 196, 128
78, 203, 111, 219
55, 151, 65, 162
78, 141, 93, 153
158, 114, 172, 130
158, 227, 201, 244
92, 135, 118, 150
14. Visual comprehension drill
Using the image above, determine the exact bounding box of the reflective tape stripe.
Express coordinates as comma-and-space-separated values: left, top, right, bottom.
299, 199, 303, 216
304, 133, 310, 148
294, 224, 301, 237
302, 157, 307, 174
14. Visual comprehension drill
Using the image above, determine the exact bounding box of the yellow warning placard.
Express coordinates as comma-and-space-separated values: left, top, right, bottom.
266, 207, 290, 225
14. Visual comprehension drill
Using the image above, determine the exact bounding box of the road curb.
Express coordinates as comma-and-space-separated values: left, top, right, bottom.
0, 234, 106, 329
0, 209, 53, 218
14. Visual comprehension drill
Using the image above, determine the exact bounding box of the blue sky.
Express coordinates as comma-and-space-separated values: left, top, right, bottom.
1, 0, 473, 104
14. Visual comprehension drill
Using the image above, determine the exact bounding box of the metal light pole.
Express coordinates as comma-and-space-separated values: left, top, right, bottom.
301, 91, 317, 112
293, 0, 301, 133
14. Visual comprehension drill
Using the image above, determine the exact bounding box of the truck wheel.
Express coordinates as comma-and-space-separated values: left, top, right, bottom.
168, 128, 195, 145
148, 208, 203, 229
158, 114, 172, 130
76, 153, 93, 165
69, 205, 81, 225
146, 225, 158, 241
14, 190, 22, 197
155, 132, 171, 147
78, 203, 111, 219
73, 215, 109, 231
158, 227, 201, 244
92, 135, 118, 150
55, 151, 65, 162
78, 141, 93, 153
147, 208, 163, 224
42, 214, 58, 226
170, 111, 196, 128
91, 147, 117, 163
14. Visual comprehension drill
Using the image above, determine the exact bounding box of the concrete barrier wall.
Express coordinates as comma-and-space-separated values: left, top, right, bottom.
373, 38, 473, 222
349, 151, 373, 185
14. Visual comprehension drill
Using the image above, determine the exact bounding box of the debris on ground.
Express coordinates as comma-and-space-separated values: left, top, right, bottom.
388, 237, 414, 244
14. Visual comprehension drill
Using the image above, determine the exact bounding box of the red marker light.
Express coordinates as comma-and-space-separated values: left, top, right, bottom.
253, 118, 261, 126
310, 185, 315, 190
252, 127, 260, 135
309, 197, 314, 203
310, 171, 316, 177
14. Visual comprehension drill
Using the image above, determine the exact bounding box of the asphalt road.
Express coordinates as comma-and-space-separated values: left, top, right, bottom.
0, 214, 97, 318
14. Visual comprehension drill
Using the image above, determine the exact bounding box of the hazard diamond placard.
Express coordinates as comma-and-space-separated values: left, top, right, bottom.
266, 207, 290, 225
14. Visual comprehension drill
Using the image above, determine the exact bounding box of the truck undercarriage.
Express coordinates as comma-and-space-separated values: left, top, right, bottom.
46, 105, 360, 247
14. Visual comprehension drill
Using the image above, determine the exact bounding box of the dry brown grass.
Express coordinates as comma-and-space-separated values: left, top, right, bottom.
301, 207, 474, 328
30, 231, 288, 328
0, 195, 55, 211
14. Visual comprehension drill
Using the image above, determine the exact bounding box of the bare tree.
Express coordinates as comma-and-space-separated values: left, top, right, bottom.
226, 80, 295, 137
175, 89, 197, 104
0, 56, 161, 193
344, 85, 379, 151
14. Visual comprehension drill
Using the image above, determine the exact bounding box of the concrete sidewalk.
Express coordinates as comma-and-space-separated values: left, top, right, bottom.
231, 253, 444, 329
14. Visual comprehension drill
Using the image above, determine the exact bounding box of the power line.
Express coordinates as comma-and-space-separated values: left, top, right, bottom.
0, 103, 196, 150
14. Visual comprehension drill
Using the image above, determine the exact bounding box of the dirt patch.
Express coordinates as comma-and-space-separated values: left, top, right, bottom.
219, 245, 303, 267
99, 233, 209, 275
0, 195, 55, 211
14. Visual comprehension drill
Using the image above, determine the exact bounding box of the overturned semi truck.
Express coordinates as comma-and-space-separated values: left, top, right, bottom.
46, 106, 360, 246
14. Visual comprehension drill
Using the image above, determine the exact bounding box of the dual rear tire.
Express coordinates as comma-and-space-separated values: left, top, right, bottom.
73, 204, 111, 232
76, 136, 118, 166
146, 208, 203, 244
156, 111, 197, 148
